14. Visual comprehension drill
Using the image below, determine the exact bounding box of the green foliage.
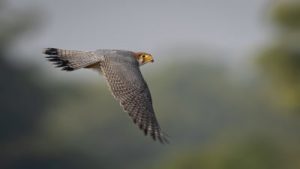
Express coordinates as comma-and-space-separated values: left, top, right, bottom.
272, 2, 300, 30
2, 56, 300, 169
156, 137, 300, 169
257, 1, 300, 112
257, 44, 300, 109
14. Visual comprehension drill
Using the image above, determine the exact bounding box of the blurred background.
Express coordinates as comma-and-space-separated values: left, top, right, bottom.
1, 0, 300, 168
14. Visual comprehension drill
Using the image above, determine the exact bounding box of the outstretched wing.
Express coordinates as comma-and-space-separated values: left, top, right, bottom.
100, 52, 168, 143
44, 48, 102, 71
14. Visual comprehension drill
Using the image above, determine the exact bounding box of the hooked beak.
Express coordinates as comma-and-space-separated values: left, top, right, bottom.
144, 55, 154, 63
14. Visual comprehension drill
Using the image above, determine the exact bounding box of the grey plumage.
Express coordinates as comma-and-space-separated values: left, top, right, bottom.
43, 48, 168, 144
44, 48, 101, 70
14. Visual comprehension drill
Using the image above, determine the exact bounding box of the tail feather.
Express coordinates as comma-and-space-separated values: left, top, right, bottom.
43, 48, 98, 71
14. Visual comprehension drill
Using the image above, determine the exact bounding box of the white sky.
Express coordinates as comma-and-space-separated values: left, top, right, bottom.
5, 0, 270, 81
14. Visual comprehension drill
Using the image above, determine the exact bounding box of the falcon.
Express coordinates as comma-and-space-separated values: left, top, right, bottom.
43, 48, 168, 144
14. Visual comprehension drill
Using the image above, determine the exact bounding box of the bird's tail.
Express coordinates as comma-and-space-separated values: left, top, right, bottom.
43, 48, 97, 71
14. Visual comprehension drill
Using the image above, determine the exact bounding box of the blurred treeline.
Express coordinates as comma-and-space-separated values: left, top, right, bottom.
257, 1, 300, 113
1, 1, 300, 169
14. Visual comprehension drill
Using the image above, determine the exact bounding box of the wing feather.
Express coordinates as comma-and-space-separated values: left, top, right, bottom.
100, 53, 168, 143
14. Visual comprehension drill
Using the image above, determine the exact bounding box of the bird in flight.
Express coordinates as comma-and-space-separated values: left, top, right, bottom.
43, 48, 168, 144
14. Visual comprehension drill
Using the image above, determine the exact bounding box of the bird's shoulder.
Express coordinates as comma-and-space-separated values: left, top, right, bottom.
95, 49, 137, 65
94, 49, 134, 57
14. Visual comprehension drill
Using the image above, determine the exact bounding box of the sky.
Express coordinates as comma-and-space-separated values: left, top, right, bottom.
5, 0, 270, 80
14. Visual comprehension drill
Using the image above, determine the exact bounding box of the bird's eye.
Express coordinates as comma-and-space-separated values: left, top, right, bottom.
142, 55, 146, 58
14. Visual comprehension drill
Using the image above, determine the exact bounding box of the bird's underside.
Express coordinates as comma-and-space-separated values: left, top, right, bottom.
43, 48, 168, 144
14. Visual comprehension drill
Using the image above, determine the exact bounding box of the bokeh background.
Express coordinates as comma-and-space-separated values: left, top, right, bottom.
1, 0, 300, 169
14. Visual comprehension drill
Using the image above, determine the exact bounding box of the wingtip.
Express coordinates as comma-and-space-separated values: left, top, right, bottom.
138, 123, 169, 144
43, 48, 74, 71
43, 48, 58, 55
149, 130, 170, 144
158, 133, 170, 144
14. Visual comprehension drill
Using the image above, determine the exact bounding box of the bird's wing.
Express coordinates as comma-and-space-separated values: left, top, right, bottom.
100, 53, 168, 143
44, 48, 102, 71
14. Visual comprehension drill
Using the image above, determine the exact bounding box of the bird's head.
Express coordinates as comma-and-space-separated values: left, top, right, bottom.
135, 52, 154, 65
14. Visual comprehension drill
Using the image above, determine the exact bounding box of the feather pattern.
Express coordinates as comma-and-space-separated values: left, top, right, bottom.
100, 51, 168, 143
44, 48, 168, 144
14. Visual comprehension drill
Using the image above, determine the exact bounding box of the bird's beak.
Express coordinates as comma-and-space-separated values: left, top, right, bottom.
144, 55, 154, 63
